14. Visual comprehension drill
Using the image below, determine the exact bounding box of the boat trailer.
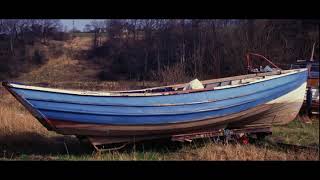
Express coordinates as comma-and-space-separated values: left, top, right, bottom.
81, 126, 272, 152
171, 126, 272, 143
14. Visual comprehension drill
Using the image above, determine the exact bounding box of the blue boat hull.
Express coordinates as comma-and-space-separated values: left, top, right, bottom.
2, 69, 308, 138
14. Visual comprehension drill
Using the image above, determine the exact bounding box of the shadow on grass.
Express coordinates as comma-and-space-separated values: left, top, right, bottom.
0, 132, 91, 158
0, 132, 212, 158
1, 131, 318, 160
117, 138, 208, 154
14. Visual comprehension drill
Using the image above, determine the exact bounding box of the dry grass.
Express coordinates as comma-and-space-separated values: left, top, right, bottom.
0, 88, 50, 136
63, 36, 96, 51
16, 55, 102, 83
169, 142, 318, 161
14, 35, 102, 83
0, 87, 65, 157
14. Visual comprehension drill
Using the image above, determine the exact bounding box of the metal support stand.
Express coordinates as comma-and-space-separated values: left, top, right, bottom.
306, 86, 312, 117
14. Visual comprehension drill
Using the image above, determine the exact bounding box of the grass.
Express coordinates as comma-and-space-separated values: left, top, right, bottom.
2, 138, 319, 161
16, 55, 101, 83
272, 115, 319, 146
72, 32, 108, 38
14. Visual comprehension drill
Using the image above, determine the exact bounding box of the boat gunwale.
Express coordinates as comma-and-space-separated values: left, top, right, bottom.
2, 68, 307, 97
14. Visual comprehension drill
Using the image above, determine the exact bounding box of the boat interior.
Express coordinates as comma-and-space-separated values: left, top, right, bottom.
116, 69, 304, 94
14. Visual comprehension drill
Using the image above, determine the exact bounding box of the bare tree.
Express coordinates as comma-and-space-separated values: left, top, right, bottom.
88, 19, 320, 81
39, 19, 61, 44
0, 19, 20, 56
90, 20, 106, 48
84, 24, 92, 32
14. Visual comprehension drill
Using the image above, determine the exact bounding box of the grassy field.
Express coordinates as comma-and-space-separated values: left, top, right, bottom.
0, 37, 318, 161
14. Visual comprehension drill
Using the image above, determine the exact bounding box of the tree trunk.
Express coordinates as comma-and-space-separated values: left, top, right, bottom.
144, 49, 148, 74
247, 20, 255, 51
157, 48, 160, 75
10, 35, 15, 56
133, 20, 137, 41
93, 30, 98, 48
9, 26, 16, 56
211, 20, 221, 78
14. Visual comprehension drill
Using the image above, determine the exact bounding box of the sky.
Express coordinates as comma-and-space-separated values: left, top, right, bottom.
60, 19, 96, 31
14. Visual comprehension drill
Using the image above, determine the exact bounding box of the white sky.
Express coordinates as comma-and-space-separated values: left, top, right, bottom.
61, 19, 101, 31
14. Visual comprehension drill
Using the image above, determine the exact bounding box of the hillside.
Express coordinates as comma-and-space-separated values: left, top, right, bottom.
8, 35, 164, 91
15, 36, 102, 83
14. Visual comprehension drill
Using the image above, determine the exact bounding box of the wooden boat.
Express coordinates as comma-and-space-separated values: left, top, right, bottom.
2, 68, 308, 148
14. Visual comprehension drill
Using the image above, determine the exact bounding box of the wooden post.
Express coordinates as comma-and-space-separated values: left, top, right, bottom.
306, 86, 312, 117
310, 42, 315, 62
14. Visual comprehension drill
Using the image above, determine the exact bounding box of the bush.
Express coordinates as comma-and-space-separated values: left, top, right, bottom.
0, 61, 10, 74
32, 50, 48, 64
52, 32, 71, 41
49, 43, 64, 58
98, 69, 118, 81
153, 63, 191, 84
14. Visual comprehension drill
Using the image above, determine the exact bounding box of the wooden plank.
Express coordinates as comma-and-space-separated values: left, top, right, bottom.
52, 103, 272, 136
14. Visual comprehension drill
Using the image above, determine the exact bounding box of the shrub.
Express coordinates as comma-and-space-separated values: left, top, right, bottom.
154, 63, 191, 84
98, 69, 118, 81
32, 50, 48, 64
49, 43, 64, 59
